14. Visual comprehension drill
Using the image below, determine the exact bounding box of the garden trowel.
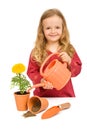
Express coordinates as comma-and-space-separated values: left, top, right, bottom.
41, 102, 71, 119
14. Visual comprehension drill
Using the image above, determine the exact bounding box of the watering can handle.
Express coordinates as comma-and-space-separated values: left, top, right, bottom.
40, 53, 59, 76
40, 53, 67, 76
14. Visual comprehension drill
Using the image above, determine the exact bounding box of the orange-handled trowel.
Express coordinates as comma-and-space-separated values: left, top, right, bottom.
41, 102, 71, 119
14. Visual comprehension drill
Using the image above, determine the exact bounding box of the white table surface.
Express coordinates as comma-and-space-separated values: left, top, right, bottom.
0, 63, 87, 130
0, 64, 87, 129
0, 89, 87, 130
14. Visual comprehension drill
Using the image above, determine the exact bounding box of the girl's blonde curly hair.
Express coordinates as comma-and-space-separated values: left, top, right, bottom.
31, 8, 75, 65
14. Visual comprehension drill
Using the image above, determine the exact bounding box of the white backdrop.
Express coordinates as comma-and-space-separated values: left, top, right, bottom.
0, 0, 87, 129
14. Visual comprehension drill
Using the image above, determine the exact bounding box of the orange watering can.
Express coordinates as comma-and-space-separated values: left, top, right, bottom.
28, 53, 71, 91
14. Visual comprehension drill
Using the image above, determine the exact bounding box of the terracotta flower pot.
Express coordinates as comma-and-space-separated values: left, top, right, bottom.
14, 91, 30, 111
28, 96, 49, 114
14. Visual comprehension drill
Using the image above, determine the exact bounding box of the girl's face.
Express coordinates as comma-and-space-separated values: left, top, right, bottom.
43, 15, 63, 43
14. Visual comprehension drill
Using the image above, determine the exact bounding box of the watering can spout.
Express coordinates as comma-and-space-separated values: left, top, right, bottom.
27, 82, 47, 92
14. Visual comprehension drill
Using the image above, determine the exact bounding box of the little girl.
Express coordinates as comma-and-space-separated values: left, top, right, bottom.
27, 8, 82, 97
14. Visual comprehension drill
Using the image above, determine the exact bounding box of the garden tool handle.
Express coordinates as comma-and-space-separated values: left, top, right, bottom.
58, 102, 71, 110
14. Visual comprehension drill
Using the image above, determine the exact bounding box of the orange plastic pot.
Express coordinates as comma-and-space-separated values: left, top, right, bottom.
29, 53, 71, 91
28, 96, 49, 114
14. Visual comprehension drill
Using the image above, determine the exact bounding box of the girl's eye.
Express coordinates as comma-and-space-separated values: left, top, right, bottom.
46, 27, 50, 29
56, 26, 60, 29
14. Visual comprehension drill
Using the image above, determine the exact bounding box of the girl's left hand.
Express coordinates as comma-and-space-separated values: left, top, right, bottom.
59, 52, 71, 64
41, 78, 53, 89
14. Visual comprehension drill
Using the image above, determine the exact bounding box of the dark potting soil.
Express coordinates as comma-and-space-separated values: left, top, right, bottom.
31, 100, 41, 112
23, 111, 36, 118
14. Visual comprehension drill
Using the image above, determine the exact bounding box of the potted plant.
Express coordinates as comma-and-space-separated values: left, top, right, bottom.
10, 63, 31, 111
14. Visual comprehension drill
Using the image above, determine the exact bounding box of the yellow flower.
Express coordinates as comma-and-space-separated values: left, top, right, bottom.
12, 63, 26, 73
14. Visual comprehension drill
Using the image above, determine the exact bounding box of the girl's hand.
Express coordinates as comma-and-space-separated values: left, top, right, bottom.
59, 52, 71, 64
41, 78, 53, 89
